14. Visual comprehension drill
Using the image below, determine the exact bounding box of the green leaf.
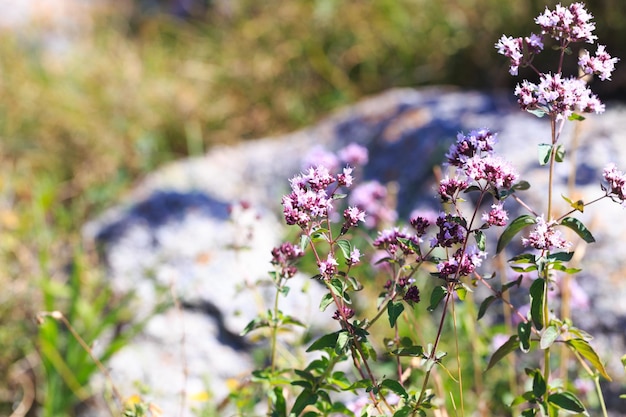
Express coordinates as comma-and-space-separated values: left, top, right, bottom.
532, 370, 547, 398
291, 390, 318, 416
513, 180, 531, 191
518, 321, 532, 353
547, 252, 574, 262
390, 345, 424, 357
547, 392, 586, 413
529, 278, 545, 330
486, 335, 519, 371
336, 240, 352, 260
528, 108, 547, 118
560, 217, 595, 243
540, 325, 560, 350
562, 194, 584, 213
335, 330, 351, 354
538, 143, 552, 165
240, 317, 269, 336
387, 301, 405, 328
428, 286, 447, 312
475, 230, 486, 251
497, 215, 536, 254
380, 379, 408, 399
272, 386, 287, 417
319, 293, 334, 312
393, 406, 413, 417
307, 331, 340, 352
566, 338, 612, 381
568, 113, 586, 121
477, 295, 496, 320
555, 144, 565, 163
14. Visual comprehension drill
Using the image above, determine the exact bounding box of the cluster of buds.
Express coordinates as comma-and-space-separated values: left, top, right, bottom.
271, 242, 305, 279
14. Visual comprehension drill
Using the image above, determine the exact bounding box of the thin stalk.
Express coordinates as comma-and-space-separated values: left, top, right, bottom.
451, 294, 465, 417
594, 375, 609, 417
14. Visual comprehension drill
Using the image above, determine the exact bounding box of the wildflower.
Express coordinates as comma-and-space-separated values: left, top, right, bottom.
482, 202, 509, 227
403, 285, 421, 304
374, 227, 420, 256
349, 181, 397, 228
431, 213, 466, 248
446, 129, 497, 167
436, 246, 486, 280
271, 242, 304, 279
438, 176, 469, 203
464, 155, 518, 190
333, 305, 355, 321
409, 215, 432, 237
495, 35, 524, 75
602, 163, 626, 204
343, 206, 366, 228
337, 166, 354, 187
338, 143, 369, 166
535, 2, 597, 44
318, 254, 338, 278
579, 45, 619, 81
347, 248, 362, 266
522, 216, 570, 250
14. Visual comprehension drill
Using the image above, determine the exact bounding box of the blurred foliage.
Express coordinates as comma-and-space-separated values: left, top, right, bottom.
0, 0, 624, 414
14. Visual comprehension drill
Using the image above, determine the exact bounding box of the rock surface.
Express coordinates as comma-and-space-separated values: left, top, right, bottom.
84, 87, 626, 416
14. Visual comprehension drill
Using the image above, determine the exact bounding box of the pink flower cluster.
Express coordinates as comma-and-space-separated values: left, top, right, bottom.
349, 180, 397, 229
437, 246, 486, 281
430, 213, 466, 248
602, 163, 626, 204
442, 129, 518, 197
373, 227, 420, 256
482, 203, 509, 227
496, 3, 618, 121
271, 242, 305, 279
521, 216, 570, 251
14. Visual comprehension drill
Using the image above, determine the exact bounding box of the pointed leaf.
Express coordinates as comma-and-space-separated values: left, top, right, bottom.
319, 293, 334, 312
336, 240, 352, 259
555, 144, 565, 163
486, 335, 519, 371
291, 390, 318, 416
566, 338, 612, 381
380, 379, 408, 399
540, 325, 560, 350
497, 215, 536, 254
532, 370, 547, 398
547, 392, 586, 413
428, 286, 447, 312
560, 217, 595, 243
387, 301, 405, 328
538, 143, 552, 165
518, 321, 532, 353
529, 278, 545, 330
475, 230, 486, 251
477, 295, 496, 321
307, 331, 340, 352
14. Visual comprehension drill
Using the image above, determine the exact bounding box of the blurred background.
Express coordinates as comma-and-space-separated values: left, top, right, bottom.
0, 0, 624, 415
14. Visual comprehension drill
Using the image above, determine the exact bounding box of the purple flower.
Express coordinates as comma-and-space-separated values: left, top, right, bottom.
338, 143, 369, 166
337, 166, 354, 187
347, 248, 362, 266
436, 246, 486, 280
318, 254, 338, 278
374, 227, 420, 255
535, 2, 597, 44
349, 181, 397, 229
464, 155, 518, 190
522, 216, 571, 250
403, 285, 421, 304
446, 129, 497, 167
271, 242, 304, 279
343, 206, 366, 228
431, 213, 466, 248
495, 35, 524, 75
602, 163, 626, 204
482, 202, 509, 227
438, 176, 469, 203
333, 305, 355, 321
579, 45, 619, 81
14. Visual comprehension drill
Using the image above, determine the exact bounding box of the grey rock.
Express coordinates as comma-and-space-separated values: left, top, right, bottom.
84, 87, 626, 416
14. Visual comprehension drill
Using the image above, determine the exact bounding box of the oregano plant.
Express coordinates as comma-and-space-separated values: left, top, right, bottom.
241, 3, 623, 416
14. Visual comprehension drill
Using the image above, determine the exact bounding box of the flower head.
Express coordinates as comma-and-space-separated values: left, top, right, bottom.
579, 45, 619, 81
522, 216, 571, 250
482, 202, 509, 227
535, 2, 597, 44
602, 163, 626, 204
